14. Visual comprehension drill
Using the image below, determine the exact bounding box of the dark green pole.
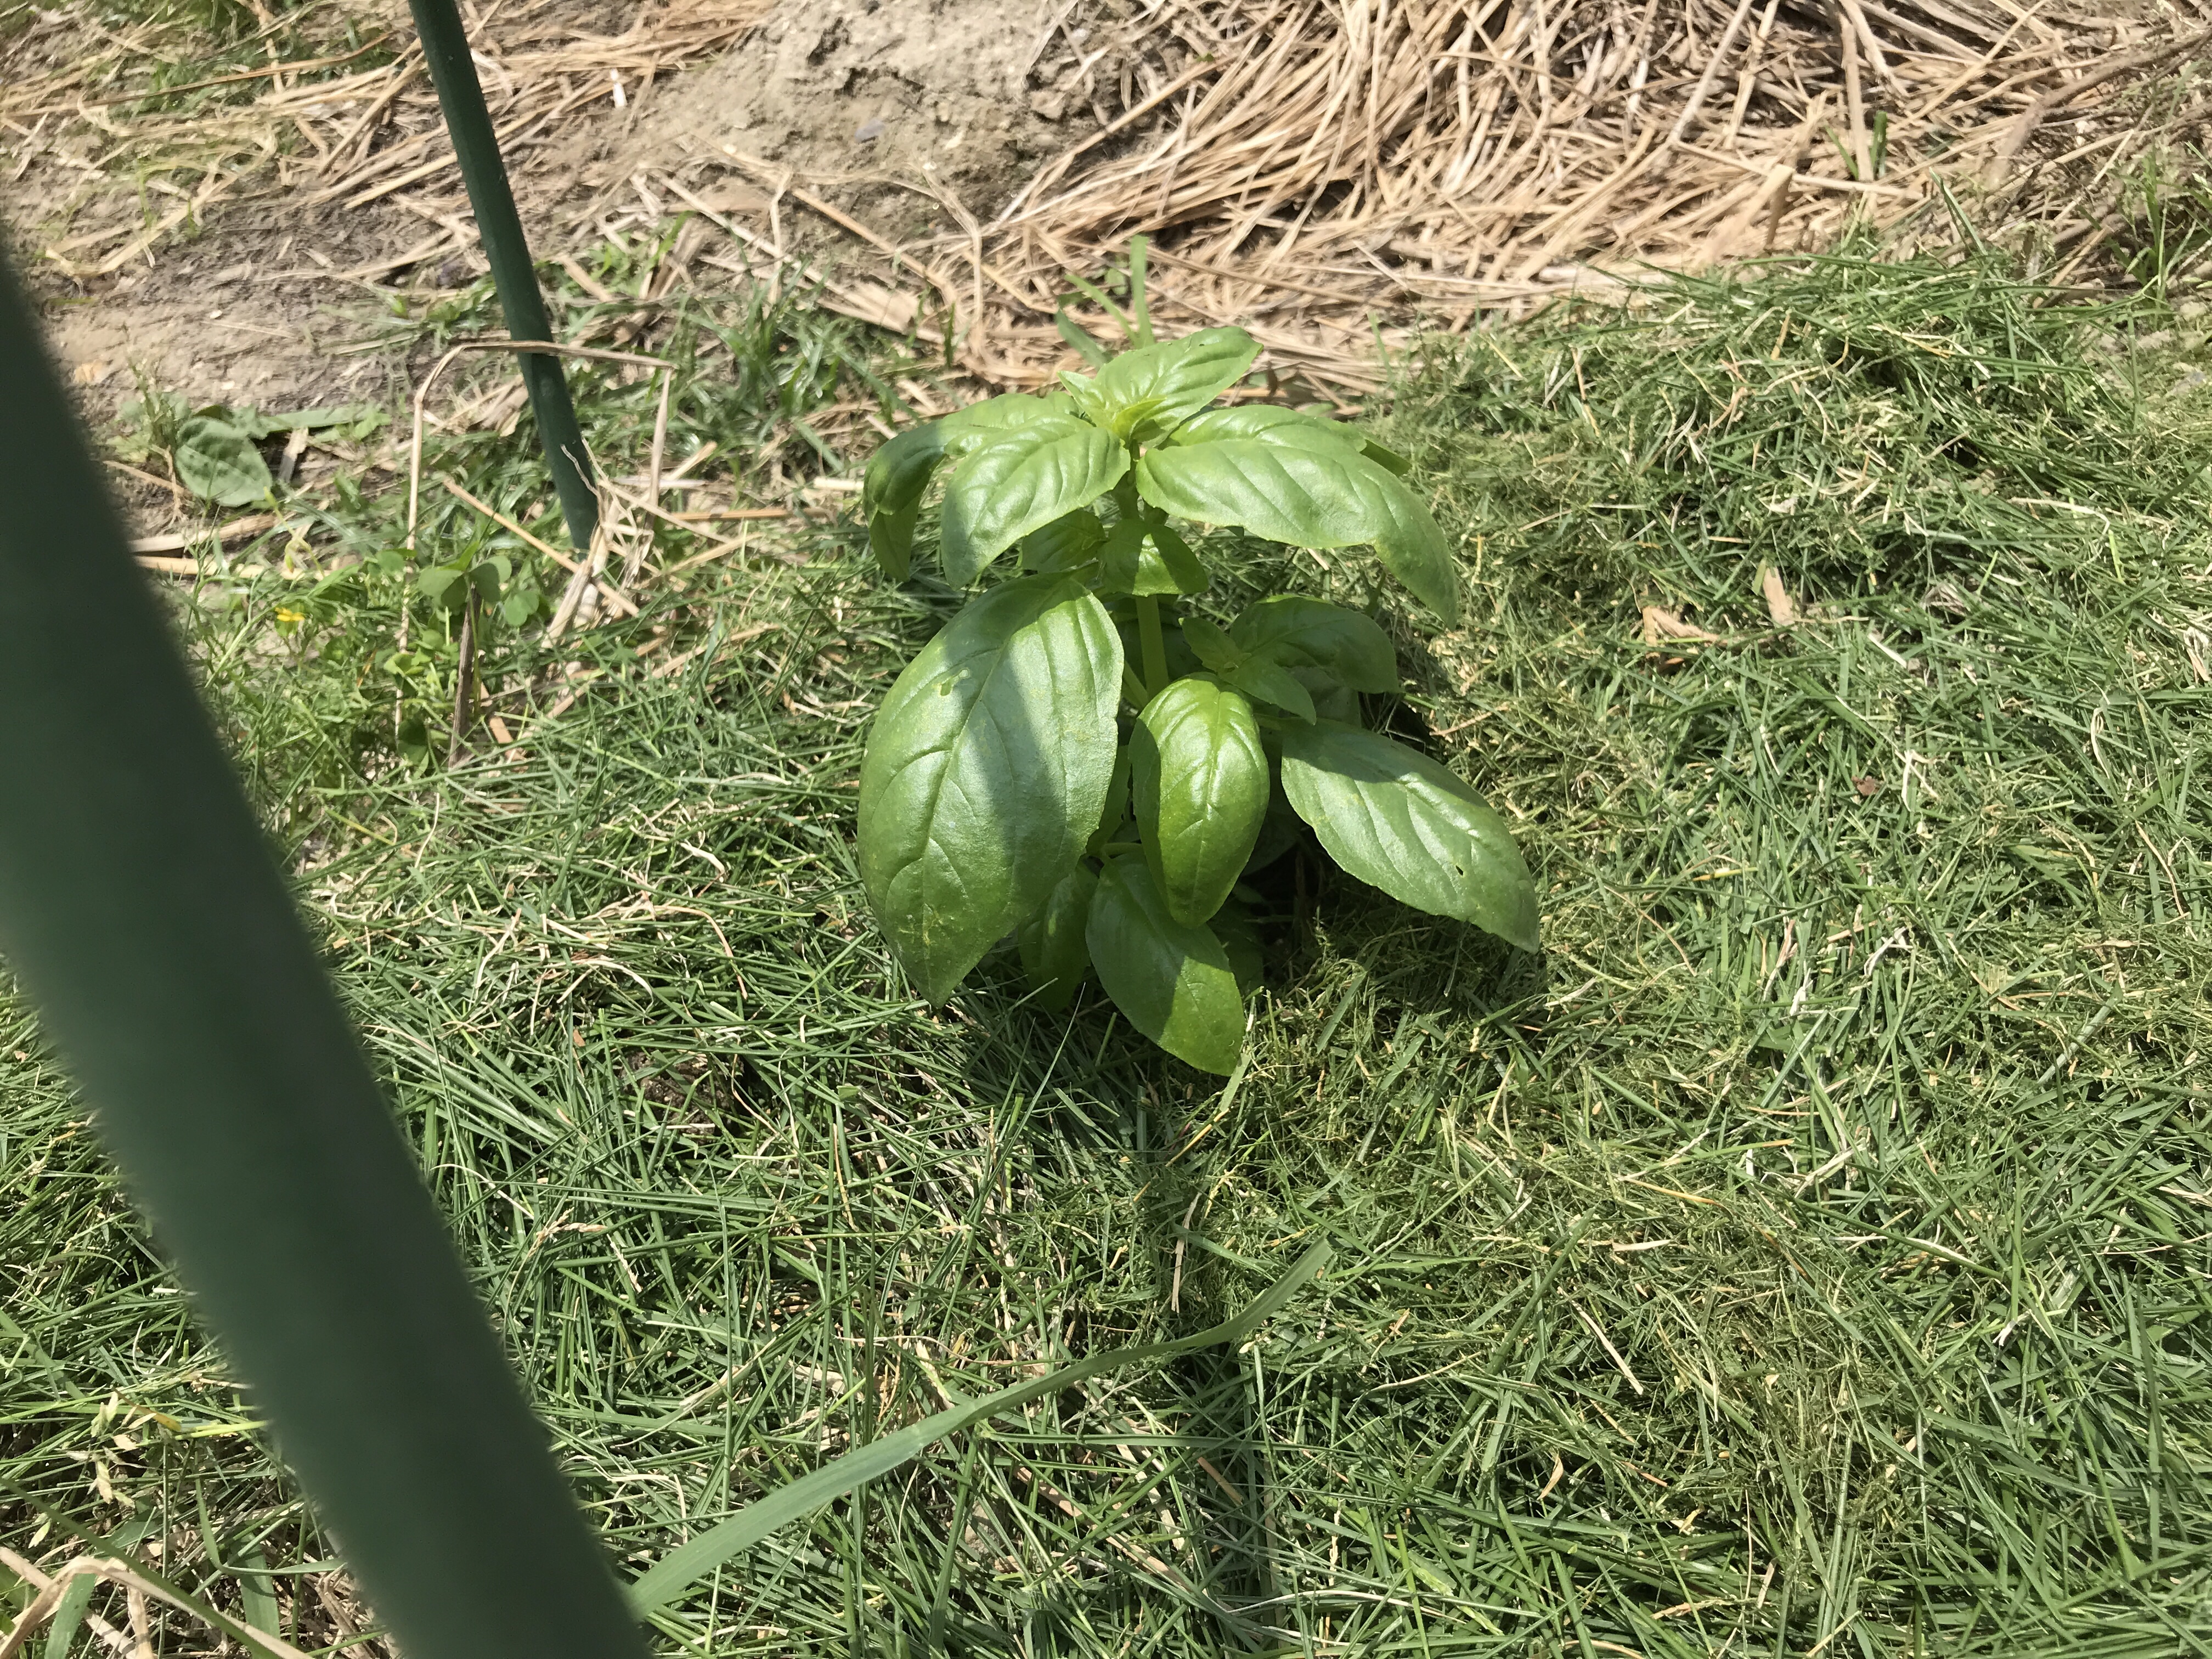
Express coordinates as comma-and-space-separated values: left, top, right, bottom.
405, 0, 599, 552
0, 248, 647, 1659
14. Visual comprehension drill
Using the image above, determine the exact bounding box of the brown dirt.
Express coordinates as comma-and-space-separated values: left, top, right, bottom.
24, 201, 429, 431
4, 0, 1097, 452
589, 0, 1086, 228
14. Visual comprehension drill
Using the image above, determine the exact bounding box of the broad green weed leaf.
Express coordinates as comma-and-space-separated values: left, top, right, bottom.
173, 414, 272, 507
1228, 595, 1397, 691
1279, 721, 1537, 950
1017, 864, 1098, 1011
1065, 327, 1259, 442
1132, 677, 1267, 925
859, 576, 1122, 1002
941, 415, 1127, 586
863, 423, 947, 580
1136, 411, 1458, 621
245, 402, 385, 437
415, 566, 472, 613
1085, 857, 1244, 1074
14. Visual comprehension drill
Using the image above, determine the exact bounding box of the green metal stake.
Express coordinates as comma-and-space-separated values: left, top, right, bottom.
0, 249, 649, 1659
405, 0, 598, 552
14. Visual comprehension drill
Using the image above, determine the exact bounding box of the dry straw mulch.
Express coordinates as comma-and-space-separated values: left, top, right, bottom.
958, 0, 2212, 387
655, 0, 2212, 393
6, 0, 2209, 399
2, 0, 771, 282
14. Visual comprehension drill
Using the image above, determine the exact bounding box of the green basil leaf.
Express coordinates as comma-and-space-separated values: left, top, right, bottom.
1147, 521, 1209, 592
1087, 742, 1132, 857
1278, 721, 1538, 950
1290, 665, 1360, 725
1085, 857, 1244, 1074
1227, 596, 1397, 692
1135, 413, 1458, 622
941, 415, 1128, 586
859, 576, 1124, 1002
173, 415, 272, 508
1227, 659, 1316, 723
1360, 437, 1413, 476
1179, 407, 1405, 482
938, 391, 1074, 450
1100, 516, 1206, 596
1178, 616, 1242, 675
1064, 327, 1260, 443
863, 423, 947, 582
1176, 636, 1315, 722
1017, 864, 1098, 1012
1244, 788, 1302, 873
1211, 895, 1265, 995
1151, 404, 1362, 453
1131, 677, 1268, 926
1022, 507, 1106, 574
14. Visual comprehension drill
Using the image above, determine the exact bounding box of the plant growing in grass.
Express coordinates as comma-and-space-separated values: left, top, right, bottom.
857, 291, 1538, 1073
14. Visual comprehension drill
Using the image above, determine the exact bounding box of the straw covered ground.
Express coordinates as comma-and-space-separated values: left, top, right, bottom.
10, 0, 2212, 401
2, 230, 2210, 1656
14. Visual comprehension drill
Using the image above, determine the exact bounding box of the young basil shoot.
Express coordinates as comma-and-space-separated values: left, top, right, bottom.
855, 319, 1538, 1074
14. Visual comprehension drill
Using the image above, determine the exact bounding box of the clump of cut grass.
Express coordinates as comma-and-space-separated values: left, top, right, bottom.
4, 242, 2210, 1658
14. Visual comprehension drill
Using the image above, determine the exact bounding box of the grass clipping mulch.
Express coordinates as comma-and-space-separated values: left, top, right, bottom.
941, 0, 2212, 386
4, 250, 2209, 1657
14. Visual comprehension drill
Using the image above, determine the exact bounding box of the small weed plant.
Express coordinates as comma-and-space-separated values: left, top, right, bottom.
857, 290, 1537, 1071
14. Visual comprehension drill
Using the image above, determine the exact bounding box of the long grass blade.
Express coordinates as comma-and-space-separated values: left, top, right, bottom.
629, 1237, 1332, 1614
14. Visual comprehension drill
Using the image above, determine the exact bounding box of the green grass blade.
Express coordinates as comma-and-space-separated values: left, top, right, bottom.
629, 1238, 1331, 1614
0, 258, 647, 1659
41, 1572, 94, 1659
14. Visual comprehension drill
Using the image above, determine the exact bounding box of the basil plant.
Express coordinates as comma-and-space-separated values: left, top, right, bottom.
856, 324, 1538, 1074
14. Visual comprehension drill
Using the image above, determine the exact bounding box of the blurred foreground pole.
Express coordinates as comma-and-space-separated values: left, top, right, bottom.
405, 0, 599, 551
0, 250, 646, 1659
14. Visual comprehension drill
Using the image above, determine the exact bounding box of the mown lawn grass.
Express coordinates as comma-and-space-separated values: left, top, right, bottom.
3, 242, 2209, 1658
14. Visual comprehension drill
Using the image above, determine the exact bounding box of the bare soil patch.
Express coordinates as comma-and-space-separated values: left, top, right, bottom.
590, 0, 1087, 225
